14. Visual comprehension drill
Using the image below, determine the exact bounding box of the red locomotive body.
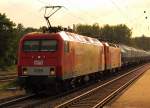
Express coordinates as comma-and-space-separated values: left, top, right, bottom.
17, 31, 105, 92
103, 42, 121, 71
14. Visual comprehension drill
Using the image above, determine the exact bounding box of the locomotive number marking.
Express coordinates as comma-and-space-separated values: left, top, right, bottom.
34, 60, 43, 65
34, 68, 43, 73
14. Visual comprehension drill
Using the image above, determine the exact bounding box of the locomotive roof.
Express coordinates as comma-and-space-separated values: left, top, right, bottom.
59, 31, 102, 45
22, 31, 103, 45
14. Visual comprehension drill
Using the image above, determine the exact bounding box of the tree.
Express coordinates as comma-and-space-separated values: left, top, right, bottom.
24, 27, 39, 33
132, 35, 150, 51
76, 23, 132, 45
100, 24, 132, 44
76, 23, 100, 38
113, 24, 132, 45
100, 24, 114, 42
0, 13, 16, 68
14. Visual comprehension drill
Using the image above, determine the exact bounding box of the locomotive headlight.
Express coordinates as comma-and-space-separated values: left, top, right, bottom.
49, 67, 55, 76
22, 68, 28, 75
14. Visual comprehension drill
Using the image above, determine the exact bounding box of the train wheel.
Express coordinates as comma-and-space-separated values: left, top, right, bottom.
54, 83, 62, 93
75, 77, 82, 86
62, 80, 71, 91
83, 75, 90, 83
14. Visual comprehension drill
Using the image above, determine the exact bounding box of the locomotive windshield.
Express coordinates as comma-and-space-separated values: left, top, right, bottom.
23, 39, 57, 52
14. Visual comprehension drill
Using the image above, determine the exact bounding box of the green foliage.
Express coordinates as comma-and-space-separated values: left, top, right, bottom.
0, 80, 17, 90
100, 24, 132, 45
76, 23, 132, 45
76, 23, 100, 38
0, 13, 39, 69
132, 35, 150, 51
0, 13, 16, 68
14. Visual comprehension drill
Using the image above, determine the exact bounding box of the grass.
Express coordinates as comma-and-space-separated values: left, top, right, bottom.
0, 65, 18, 90
0, 80, 18, 90
0, 65, 17, 74
7, 65, 17, 72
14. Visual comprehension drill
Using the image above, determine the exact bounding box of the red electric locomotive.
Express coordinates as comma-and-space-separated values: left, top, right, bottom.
17, 31, 105, 92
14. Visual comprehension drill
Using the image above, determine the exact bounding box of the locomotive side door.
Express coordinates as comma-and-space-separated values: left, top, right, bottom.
63, 41, 74, 79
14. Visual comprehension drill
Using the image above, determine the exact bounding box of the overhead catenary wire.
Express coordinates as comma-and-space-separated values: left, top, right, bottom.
36, 0, 49, 5
37, 0, 129, 25
107, 0, 130, 23
37, 0, 88, 24
107, 0, 150, 36
62, 7, 88, 24
36, 0, 150, 36
64, 0, 105, 24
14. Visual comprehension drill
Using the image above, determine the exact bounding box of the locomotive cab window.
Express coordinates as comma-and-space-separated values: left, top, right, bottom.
64, 41, 69, 53
24, 40, 39, 51
23, 40, 57, 52
41, 40, 57, 51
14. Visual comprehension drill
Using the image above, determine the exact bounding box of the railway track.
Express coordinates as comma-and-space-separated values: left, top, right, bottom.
0, 73, 16, 76
0, 94, 35, 108
1, 63, 149, 108
0, 73, 17, 83
0, 83, 95, 108
54, 63, 150, 108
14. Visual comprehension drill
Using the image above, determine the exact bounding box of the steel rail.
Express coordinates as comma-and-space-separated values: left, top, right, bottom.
0, 94, 35, 108
0, 78, 16, 83
0, 75, 17, 79
0, 75, 17, 83
92, 64, 149, 108
54, 63, 150, 108
0, 73, 16, 76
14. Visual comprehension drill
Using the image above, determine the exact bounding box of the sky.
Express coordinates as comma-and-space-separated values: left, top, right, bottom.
0, 0, 150, 37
